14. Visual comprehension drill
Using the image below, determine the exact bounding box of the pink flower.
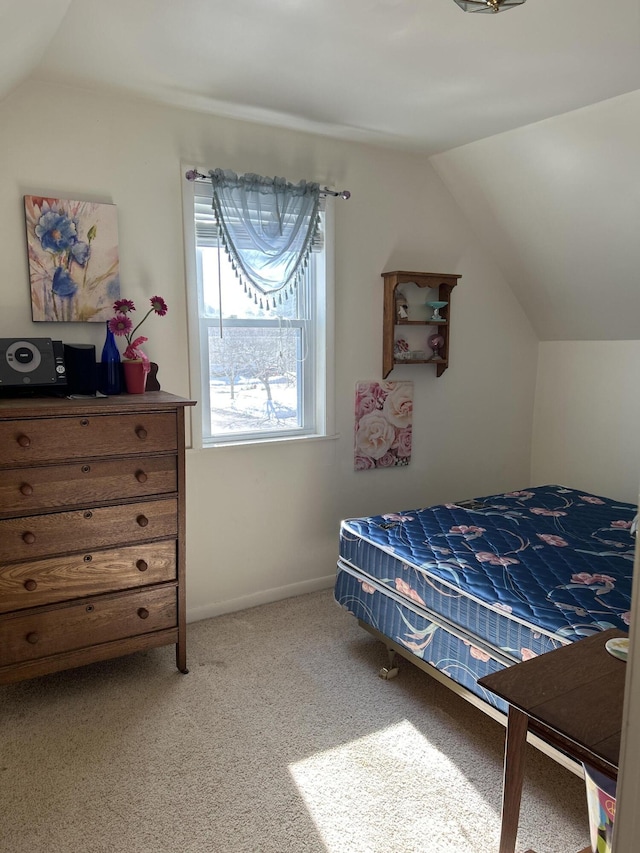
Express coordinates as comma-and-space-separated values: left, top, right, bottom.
359, 581, 375, 594
463, 642, 491, 662
109, 313, 133, 336
475, 551, 519, 566
150, 295, 168, 316
571, 572, 616, 586
536, 534, 568, 547
108, 294, 169, 355
376, 451, 397, 468
505, 491, 534, 499
354, 455, 375, 471
622, 611, 631, 625
530, 508, 567, 517
355, 391, 379, 420
355, 411, 396, 460
395, 578, 426, 607
382, 513, 414, 522
521, 648, 538, 661
580, 496, 605, 504
611, 520, 632, 529
392, 426, 412, 458
382, 383, 413, 428
450, 525, 485, 536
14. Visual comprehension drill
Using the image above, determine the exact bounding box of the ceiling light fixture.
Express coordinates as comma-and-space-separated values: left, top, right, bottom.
453, 0, 526, 12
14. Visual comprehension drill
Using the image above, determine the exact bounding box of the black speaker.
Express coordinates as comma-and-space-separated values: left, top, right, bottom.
63, 343, 97, 395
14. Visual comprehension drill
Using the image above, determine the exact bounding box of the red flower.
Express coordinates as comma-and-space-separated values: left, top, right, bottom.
108, 314, 133, 336
150, 295, 168, 316
107, 294, 168, 356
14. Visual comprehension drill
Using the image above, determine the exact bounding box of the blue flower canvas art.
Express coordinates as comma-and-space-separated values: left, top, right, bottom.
25, 196, 120, 322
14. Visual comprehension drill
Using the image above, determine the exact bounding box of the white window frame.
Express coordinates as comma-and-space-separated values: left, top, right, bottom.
182, 168, 335, 448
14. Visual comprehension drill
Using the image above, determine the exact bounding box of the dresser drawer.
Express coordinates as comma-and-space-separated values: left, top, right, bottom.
0, 540, 176, 613
0, 585, 177, 666
0, 412, 177, 466
0, 455, 177, 517
0, 498, 177, 563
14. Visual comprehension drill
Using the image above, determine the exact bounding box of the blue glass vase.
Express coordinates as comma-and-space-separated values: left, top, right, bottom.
100, 322, 121, 395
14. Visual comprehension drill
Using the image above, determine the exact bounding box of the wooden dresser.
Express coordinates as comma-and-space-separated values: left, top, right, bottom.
0, 391, 195, 685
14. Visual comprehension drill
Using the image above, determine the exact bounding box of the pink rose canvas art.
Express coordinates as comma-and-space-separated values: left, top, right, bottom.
354, 380, 413, 470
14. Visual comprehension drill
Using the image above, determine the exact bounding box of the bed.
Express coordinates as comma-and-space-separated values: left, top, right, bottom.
334, 484, 635, 766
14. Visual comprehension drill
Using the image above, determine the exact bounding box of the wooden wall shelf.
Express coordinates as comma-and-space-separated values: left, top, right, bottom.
382, 270, 461, 379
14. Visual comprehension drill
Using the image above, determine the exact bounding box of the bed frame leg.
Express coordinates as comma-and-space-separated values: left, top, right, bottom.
379, 646, 399, 680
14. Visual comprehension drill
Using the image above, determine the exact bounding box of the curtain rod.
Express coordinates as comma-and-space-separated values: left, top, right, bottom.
184, 168, 351, 199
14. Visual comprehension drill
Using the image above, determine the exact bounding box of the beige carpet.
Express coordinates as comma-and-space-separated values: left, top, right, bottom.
0, 589, 591, 853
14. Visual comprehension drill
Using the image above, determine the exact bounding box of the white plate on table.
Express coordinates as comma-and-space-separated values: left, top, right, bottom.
605, 637, 629, 661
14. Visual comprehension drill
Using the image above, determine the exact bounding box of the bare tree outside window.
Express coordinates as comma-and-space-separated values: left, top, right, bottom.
189, 188, 329, 446
208, 324, 301, 433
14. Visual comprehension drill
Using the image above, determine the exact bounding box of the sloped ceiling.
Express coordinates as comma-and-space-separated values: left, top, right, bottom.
2, 0, 640, 340
431, 91, 640, 340
0, 0, 71, 102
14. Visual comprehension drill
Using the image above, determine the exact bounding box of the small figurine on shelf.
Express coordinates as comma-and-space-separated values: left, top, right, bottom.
395, 292, 409, 321
394, 338, 410, 360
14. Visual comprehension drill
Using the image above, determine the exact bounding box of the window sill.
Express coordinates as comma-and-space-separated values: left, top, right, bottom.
201, 432, 340, 450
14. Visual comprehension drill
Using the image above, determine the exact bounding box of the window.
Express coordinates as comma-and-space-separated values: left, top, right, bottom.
184, 178, 334, 446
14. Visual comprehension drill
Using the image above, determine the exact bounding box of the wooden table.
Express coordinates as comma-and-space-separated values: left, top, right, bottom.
478, 628, 627, 853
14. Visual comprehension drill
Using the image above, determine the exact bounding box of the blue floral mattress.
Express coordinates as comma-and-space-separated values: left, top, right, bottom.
335, 485, 635, 710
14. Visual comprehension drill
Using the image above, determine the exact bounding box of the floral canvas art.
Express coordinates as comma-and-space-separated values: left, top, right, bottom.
354, 380, 413, 470
25, 196, 120, 322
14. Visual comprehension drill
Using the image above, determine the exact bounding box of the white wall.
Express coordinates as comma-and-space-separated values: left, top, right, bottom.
0, 80, 538, 619
430, 91, 640, 342
532, 342, 640, 503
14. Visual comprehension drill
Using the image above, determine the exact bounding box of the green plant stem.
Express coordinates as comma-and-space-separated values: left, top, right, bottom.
126, 308, 154, 344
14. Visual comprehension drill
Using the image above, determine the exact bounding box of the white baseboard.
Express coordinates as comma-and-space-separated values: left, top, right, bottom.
186, 574, 336, 623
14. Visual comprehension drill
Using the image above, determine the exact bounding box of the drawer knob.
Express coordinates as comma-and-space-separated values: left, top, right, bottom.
17, 434, 31, 448
26, 632, 39, 644
136, 559, 149, 572
84, 511, 93, 520
137, 515, 149, 528
22, 532, 36, 545
80, 418, 89, 427
137, 607, 150, 620
135, 470, 148, 484
24, 579, 37, 591
20, 483, 34, 496
135, 427, 148, 440
81, 465, 91, 474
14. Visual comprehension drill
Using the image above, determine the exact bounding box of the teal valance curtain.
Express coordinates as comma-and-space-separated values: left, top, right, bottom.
208, 169, 321, 307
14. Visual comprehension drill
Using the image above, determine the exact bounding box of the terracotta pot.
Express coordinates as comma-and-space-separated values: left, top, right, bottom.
123, 360, 147, 394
